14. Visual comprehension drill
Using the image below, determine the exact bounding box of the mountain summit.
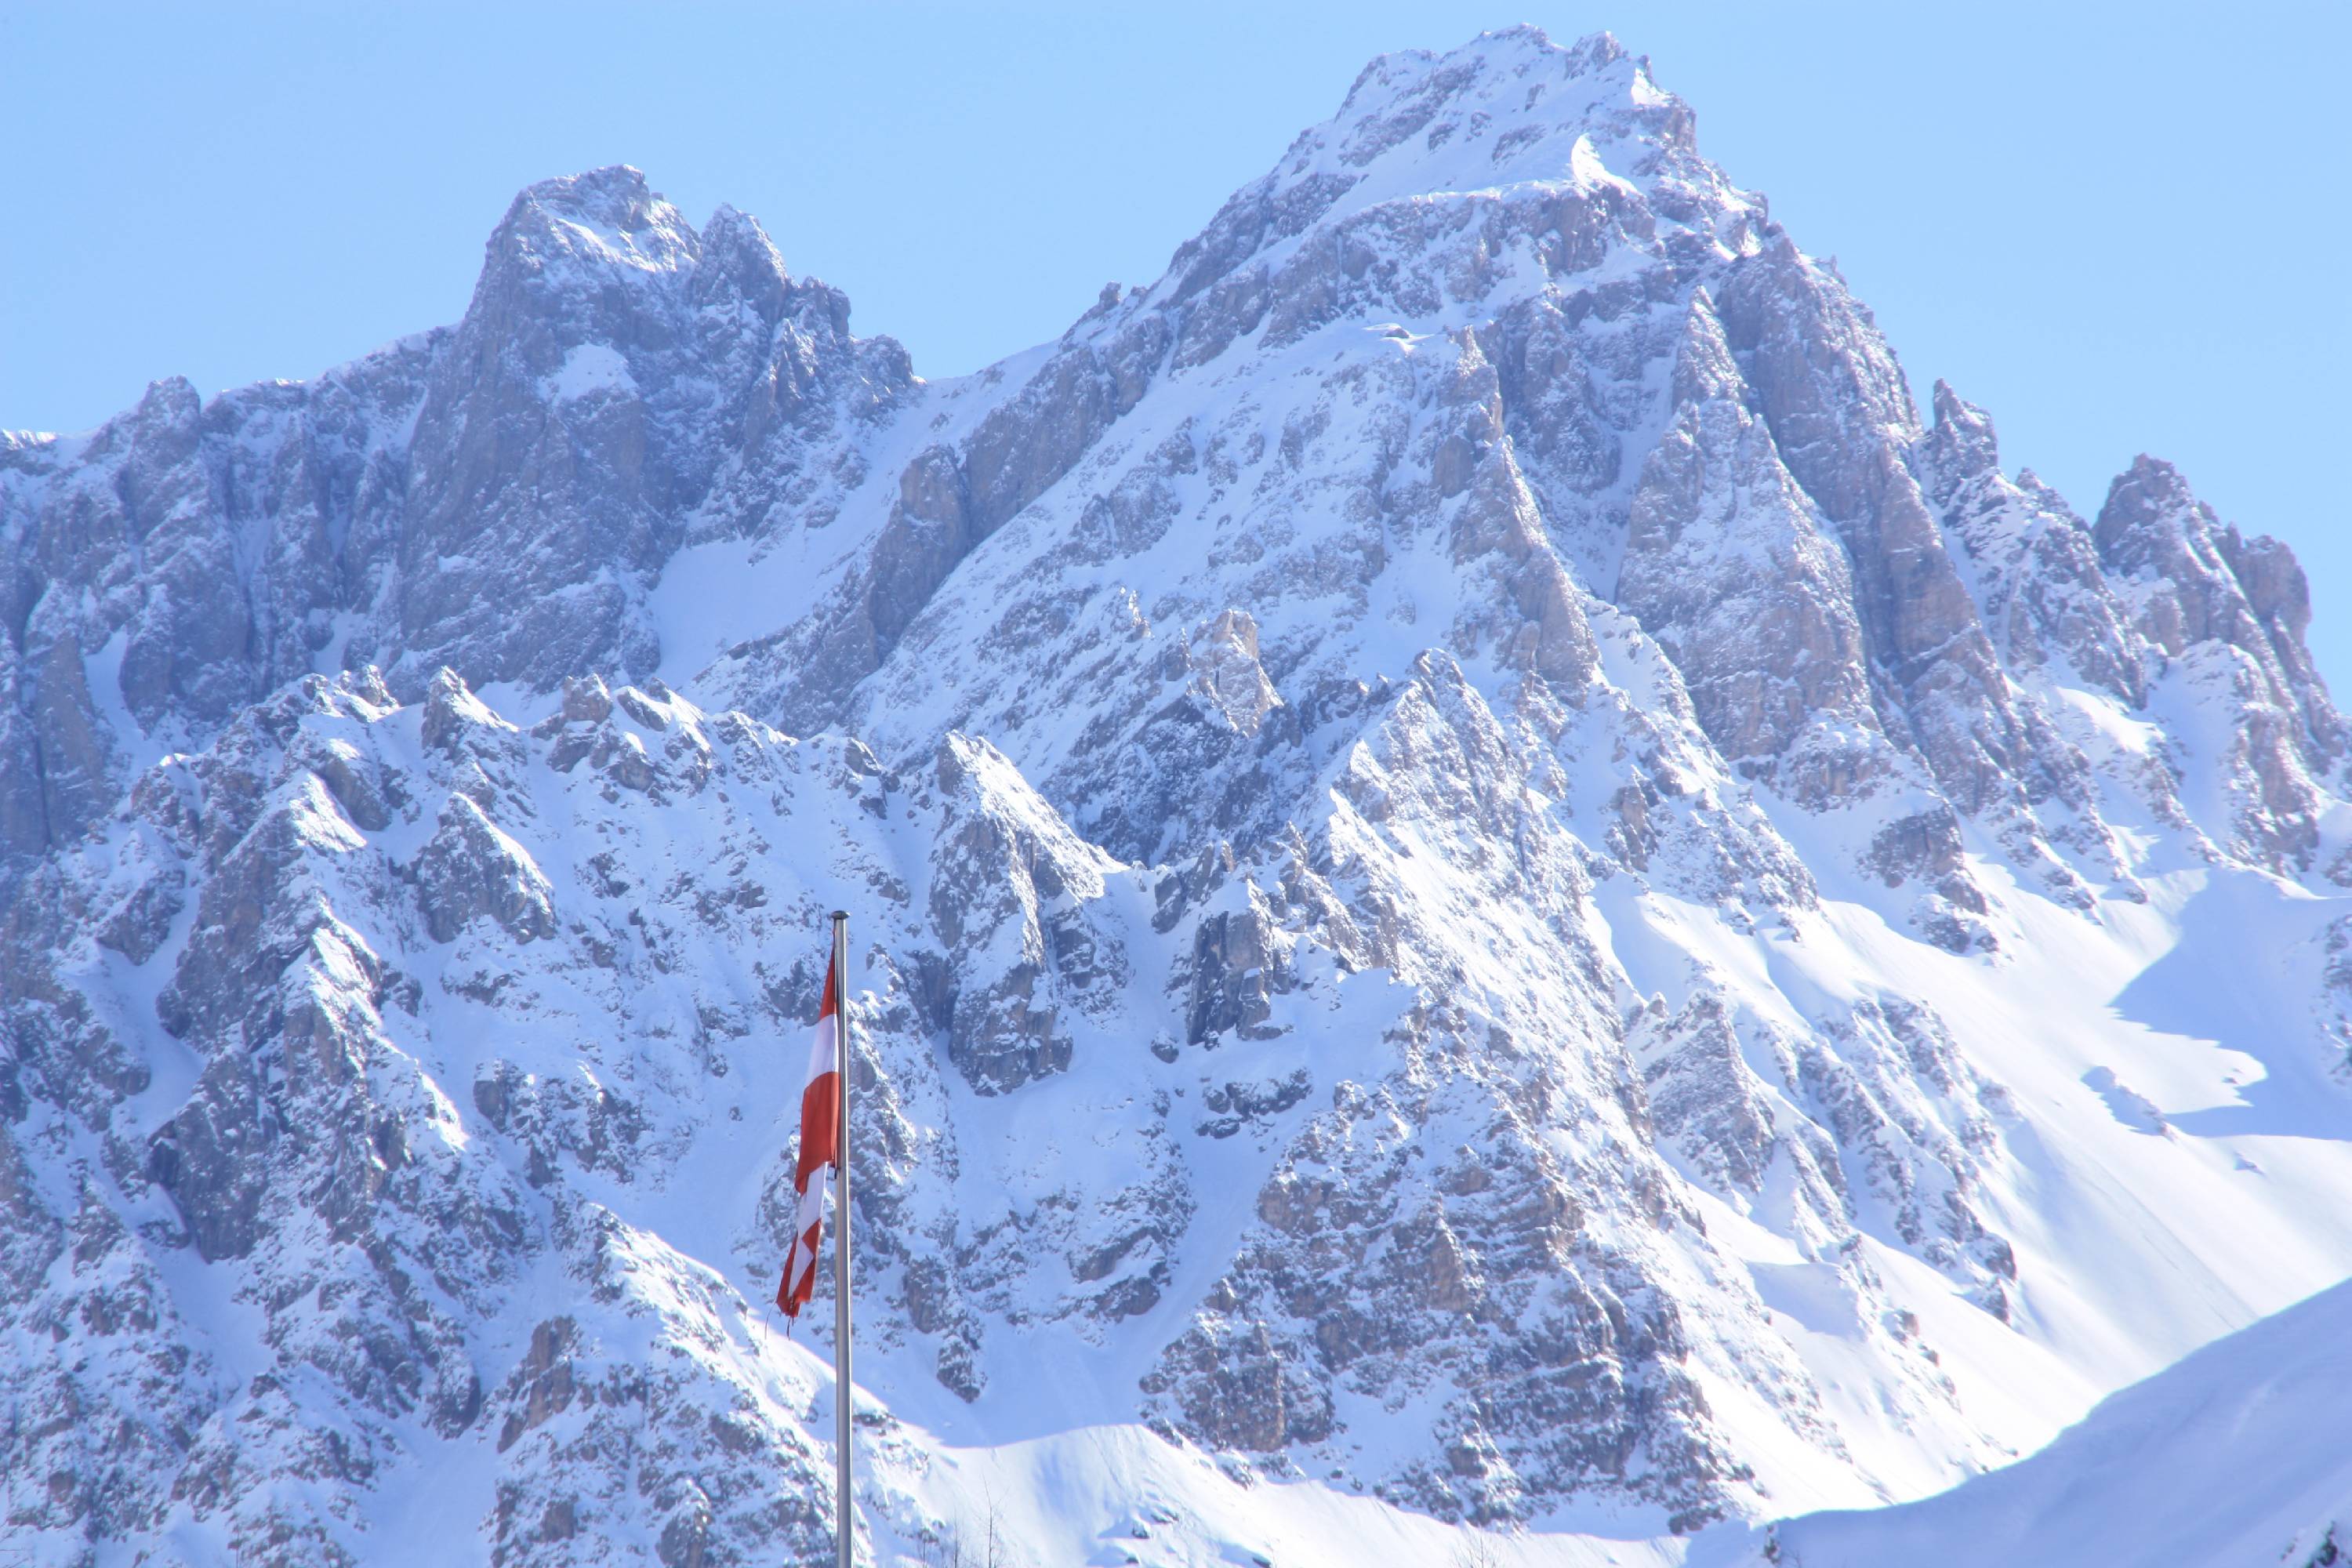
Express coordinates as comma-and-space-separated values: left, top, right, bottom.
5, 26, 2351, 1567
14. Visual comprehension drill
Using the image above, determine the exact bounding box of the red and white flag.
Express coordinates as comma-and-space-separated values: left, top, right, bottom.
775, 960, 843, 1321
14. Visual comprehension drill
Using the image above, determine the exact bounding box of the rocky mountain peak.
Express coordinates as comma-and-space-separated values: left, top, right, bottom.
2092, 452, 2214, 571
1321, 24, 1652, 171
1151, 25, 1714, 322
131, 372, 203, 430
485, 162, 697, 282
2089, 452, 2312, 656
694, 201, 797, 318
1926, 377, 2001, 479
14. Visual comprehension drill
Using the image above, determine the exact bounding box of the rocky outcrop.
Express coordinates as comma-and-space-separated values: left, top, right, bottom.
415, 793, 559, 945
1617, 293, 1886, 800
2091, 456, 2344, 869
917, 732, 1121, 1094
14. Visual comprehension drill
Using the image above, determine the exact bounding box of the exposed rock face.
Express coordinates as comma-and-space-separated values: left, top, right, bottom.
0, 168, 913, 888
920, 732, 1120, 1094
1617, 293, 1883, 795
2088, 454, 2343, 868
5, 21, 2352, 1568
416, 791, 560, 945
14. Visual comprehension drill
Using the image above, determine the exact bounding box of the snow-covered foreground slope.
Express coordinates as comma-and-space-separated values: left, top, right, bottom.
6, 23, 2352, 1567
1742, 1274, 2352, 1568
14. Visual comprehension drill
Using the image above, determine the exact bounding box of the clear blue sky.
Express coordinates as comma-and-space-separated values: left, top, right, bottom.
5, 2, 2346, 686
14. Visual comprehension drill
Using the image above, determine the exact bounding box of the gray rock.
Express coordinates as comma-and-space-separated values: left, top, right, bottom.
414, 793, 557, 945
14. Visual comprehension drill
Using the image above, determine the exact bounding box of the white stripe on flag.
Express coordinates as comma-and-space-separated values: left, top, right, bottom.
802, 1011, 838, 1092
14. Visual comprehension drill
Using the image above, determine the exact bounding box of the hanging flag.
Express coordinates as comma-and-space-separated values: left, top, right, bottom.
776, 957, 843, 1320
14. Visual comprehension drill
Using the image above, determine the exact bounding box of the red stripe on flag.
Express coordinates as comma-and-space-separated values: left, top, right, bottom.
776, 956, 844, 1322
796, 1069, 840, 1189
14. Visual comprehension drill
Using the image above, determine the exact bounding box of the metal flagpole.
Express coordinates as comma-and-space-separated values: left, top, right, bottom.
829, 910, 853, 1568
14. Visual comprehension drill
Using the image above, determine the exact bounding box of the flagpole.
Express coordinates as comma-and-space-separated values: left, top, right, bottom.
829, 909, 853, 1568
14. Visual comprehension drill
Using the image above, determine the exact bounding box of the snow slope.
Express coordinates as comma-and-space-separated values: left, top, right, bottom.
1751, 1274, 2352, 1568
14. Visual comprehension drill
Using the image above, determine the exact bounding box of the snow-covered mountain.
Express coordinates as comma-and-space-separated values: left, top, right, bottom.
5, 24, 2352, 1566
